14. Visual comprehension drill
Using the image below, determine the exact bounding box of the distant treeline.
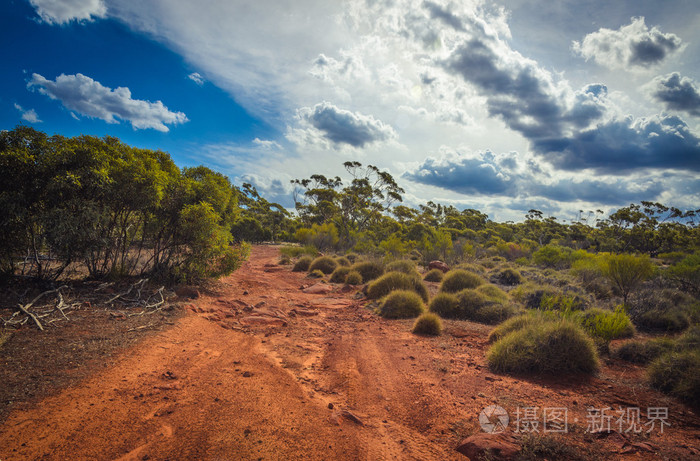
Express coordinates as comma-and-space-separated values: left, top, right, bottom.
2, 127, 699, 288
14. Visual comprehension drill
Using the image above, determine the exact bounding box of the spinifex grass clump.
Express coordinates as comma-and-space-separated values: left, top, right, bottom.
308, 256, 338, 274
492, 267, 523, 286
292, 256, 313, 272
367, 271, 429, 302
329, 266, 351, 283
423, 269, 444, 282
476, 284, 508, 302
488, 314, 538, 343
335, 256, 351, 267
412, 312, 443, 336
378, 290, 426, 319
385, 259, 418, 275
345, 270, 363, 285
648, 350, 700, 405
308, 269, 324, 278
350, 261, 384, 283
429, 292, 459, 318
440, 269, 484, 293
487, 318, 600, 375
613, 338, 676, 364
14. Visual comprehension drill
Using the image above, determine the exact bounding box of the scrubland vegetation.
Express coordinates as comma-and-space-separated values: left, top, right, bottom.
3, 127, 700, 406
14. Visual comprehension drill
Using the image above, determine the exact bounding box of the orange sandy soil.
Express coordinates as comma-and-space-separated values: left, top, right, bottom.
0, 245, 699, 460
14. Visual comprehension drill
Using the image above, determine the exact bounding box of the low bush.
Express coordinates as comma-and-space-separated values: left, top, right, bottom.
440, 270, 484, 293
278, 255, 292, 265
677, 325, 700, 350
309, 256, 338, 274
472, 303, 520, 325
493, 268, 523, 286
476, 284, 509, 303
455, 263, 485, 274
350, 261, 384, 283
429, 292, 459, 318
613, 338, 675, 364
424, 269, 444, 282
385, 259, 417, 275
539, 293, 587, 311
367, 271, 429, 302
335, 256, 351, 267
345, 270, 363, 285
532, 245, 575, 269
510, 283, 560, 310
412, 312, 443, 336
308, 269, 325, 278
635, 308, 690, 332
329, 266, 351, 283
648, 350, 700, 405
345, 253, 359, 263
488, 314, 538, 343
292, 256, 313, 272
573, 307, 636, 342
280, 245, 317, 258
455, 289, 490, 318
378, 290, 426, 319
487, 318, 600, 375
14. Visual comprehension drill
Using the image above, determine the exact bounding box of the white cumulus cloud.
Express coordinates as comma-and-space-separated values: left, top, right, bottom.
29, 0, 106, 25
14, 103, 42, 123
28, 73, 188, 132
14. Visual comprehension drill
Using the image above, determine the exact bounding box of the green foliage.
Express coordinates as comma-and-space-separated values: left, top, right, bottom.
335, 256, 351, 267
440, 269, 485, 293
295, 222, 340, 250
488, 315, 537, 343
423, 268, 444, 282
666, 252, 700, 295
636, 309, 690, 333
627, 289, 694, 332
538, 293, 587, 312
676, 326, 700, 350
345, 270, 363, 285
493, 268, 523, 286
473, 303, 520, 324
279, 245, 317, 258
428, 292, 459, 318
648, 350, 700, 405
613, 338, 676, 364
379, 233, 411, 258
367, 271, 429, 302
292, 256, 314, 272
573, 307, 635, 342
308, 256, 338, 274
329, 266, 351, 283
476, 284, 509, 302
308, 269, 325, 278
487, 318, 600, 375
599, 253, 656, 304
385, 259, 417, 275
350, 261, 384, 283
378, 290, 426, 319
412, 312, 443, 336
532, 245, 575, 268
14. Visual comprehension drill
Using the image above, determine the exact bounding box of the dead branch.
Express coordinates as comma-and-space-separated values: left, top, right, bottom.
16, 303, 43, 331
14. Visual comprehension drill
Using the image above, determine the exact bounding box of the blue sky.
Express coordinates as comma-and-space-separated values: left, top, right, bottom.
2, 0, 699, 220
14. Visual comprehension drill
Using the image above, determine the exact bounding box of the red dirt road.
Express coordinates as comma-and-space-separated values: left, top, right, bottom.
1, 246, 699, 460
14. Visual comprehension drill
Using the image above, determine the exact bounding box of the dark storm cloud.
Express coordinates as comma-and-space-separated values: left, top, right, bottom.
647, 73, 700, 117
297, 102, 396, 148
423, 1, 464, 31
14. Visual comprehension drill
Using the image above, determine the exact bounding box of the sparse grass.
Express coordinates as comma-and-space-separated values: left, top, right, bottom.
487, 318, 600, 375
455, 263, 485, 274
0, 329, 13, 351
292, 256, 314, 272
308, 256, 338, 274
515, 434, 590, 461
440, 269, 484, 293
308, 269, 325, 278
423, 269, 444, 282
350, 261, 384, 283
429, 292, 459, 318
367, 271, 429, 302
613, 338, 676, 364
648, 350, 700, 405
329, 266, 351, 283
345, 270, 363, 285
335, 256, 351, 267
385, 259, 417, 275
412, 312, 443, 336
378, 290, 426, 319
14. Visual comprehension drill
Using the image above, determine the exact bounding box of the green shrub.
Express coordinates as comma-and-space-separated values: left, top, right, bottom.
429, 292, 459, 318
676, 326, 700, 350
345, 253, 359, 263
455, 263, 485, 274
345, 270, 363, 285
599, 253, 656, 304
378, 290, 426, 319
335, 256, 351, 267
476, 284, 508, 302
280, 245, 317, 258
532, 245, 574, 268
473, 303, 520, 325
539, 293, 587, 311
493, 268, 523, 286
278, 255, 292, 265
412, 312, 443, 336
488, 314, 538, 343
511, 283, 560, 310
292, 256, 313, 272
440, 269, 484, 293
648, 350, 700, 404
367, 271, 429, 302
636, 308, 690, 332
309, 256, 338, 274
613, 338, 676, 364
627, 288, 694, 332
424, 268, 444, 282
573, 307, 635, 342
487, 319, 600, 375
454, 289, 490, 318
385, 259, 417, 275
666, 252, 700, 296
350, 261, 384, 282
308, 269, 325, 278
329, 266, 351, 283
